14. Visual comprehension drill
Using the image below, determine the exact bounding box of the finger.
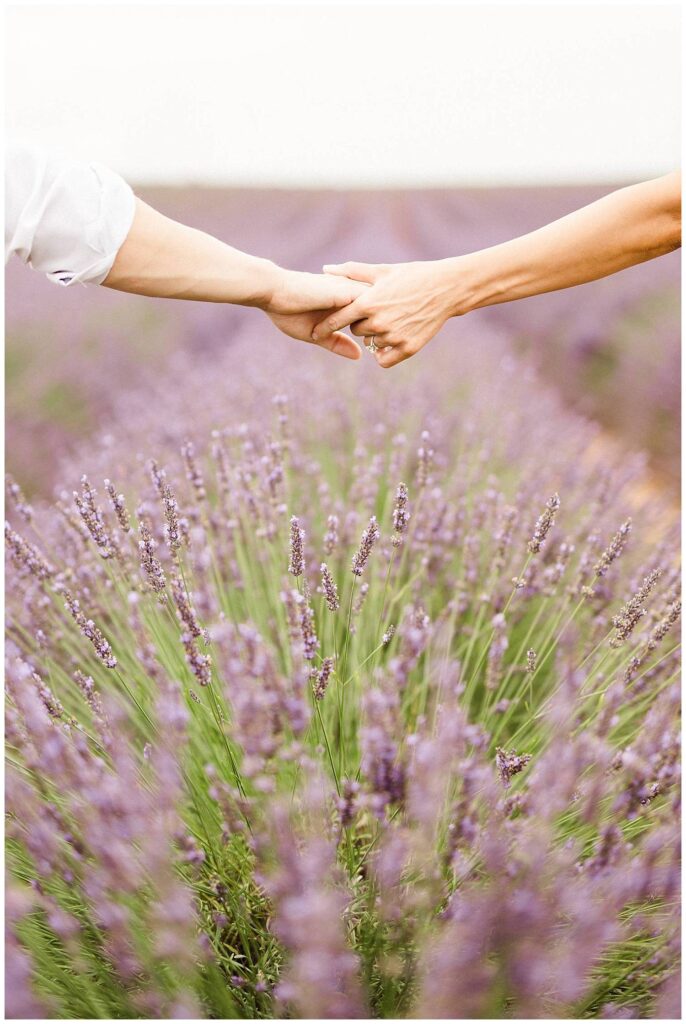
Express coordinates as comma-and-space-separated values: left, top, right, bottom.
311, 298, 368, 340
329, 279, 372, 307
350, 321, 402, 349
375, 344, 410, 369
322, 261, 380, 285
349, 318, 381, 339
313, 331, 362, 360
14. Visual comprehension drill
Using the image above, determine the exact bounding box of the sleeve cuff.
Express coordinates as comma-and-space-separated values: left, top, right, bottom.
46, 164, 136, 287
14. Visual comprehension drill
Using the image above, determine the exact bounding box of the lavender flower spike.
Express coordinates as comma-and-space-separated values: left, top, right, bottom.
288, 516, 305, 577
320, 563, 340, 611
646, 599, 681, 651
138, 520, 167, 595
352, 515, 380, 577
74, 476, 115, 559
161, 482, 181, 555
5, 523, 54, 580
594, 518, 632, 578
495, 747, 532, 788
383, 624, 396, 645
6, 474, 33, 523
610, 568, 663, 647
149, 459, 181, 555
313, 657, 335, 700
104, 479, 131, 533
63, 590, 117, 668
171, 575, 207, 641
392, 482, 411, 547
300, 597, 319, 661
324, 514, 339, 555
417, 430, 434, 487
528, 493, 561, 554
181, 440, 207, 501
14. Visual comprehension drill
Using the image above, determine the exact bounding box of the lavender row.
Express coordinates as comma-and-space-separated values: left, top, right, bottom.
5, 327, 680, 1018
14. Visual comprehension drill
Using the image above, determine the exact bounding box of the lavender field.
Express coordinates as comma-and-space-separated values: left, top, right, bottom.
5, 188, 681, 1019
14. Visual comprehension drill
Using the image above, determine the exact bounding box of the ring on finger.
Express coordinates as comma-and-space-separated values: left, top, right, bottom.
365, 335, 379, 354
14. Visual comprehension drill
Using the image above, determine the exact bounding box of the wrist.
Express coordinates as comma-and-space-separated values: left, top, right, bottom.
439, 249, 524, 317
432, 256, 481, 318
250, 258, 284, 311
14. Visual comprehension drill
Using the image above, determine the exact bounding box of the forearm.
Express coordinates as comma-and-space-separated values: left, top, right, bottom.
315, 172, 680, 369
450, 172, 681, 314
103, 198, 279, 307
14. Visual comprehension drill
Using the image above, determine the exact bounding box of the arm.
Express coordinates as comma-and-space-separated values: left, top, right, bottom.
315, 172, 681, 367
456, 171, 681, 306
103, 198, 366, 358
5, 145, 364, 359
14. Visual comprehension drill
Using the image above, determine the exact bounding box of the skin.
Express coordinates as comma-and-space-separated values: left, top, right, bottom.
104, 198, 367, 360
314, 171, 681, 368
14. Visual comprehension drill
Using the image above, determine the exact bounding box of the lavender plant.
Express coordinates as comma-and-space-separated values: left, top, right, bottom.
5, 337, 680, 1019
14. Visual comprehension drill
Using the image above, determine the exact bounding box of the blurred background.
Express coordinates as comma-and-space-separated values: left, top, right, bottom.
5, 2, 681, 495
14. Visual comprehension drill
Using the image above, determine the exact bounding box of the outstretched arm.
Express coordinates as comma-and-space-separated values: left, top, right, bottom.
5, 146, 365, 360
315, 171, 681, 367
104, 198, 366, 359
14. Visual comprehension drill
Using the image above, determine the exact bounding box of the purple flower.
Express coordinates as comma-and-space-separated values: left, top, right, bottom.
495, 747, 532, 788
392, 482, 411, 545
313, 656, 335, 700
320, 563, 340, 612
138, 518, 167, 594
351, 515, 380, 577
288, 516, 305, 577
528, 493, 560, 554
63, 591, 117, 668
73, 476, 116, 559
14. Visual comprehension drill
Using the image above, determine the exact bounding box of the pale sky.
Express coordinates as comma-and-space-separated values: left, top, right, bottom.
5, 2, 681, 186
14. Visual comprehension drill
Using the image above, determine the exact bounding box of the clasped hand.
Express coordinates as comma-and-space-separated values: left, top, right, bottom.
267, 259, 460, 368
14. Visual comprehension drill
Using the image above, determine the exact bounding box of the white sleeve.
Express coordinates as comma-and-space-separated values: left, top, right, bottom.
5, 144, 136, 286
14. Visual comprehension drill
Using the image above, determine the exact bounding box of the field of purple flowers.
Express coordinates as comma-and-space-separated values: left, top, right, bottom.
5, 187, 681, 1019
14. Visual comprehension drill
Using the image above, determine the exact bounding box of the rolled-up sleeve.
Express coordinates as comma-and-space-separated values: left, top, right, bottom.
5, 145, 136, 286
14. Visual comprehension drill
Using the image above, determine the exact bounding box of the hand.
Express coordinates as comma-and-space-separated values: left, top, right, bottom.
264, 268, 369, 360
311, 259, 463, 368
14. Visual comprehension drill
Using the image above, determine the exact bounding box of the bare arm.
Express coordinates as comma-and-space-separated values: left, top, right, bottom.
104, 198, 367, 358
316, 172, 681, 367
103, 198, 281, 305
461, 171, 681, 310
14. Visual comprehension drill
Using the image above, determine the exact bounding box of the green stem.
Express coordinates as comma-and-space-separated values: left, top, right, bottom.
315, 699, 341, 796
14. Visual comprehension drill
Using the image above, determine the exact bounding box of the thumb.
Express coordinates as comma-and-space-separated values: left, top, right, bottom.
323, 261, 380, 285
